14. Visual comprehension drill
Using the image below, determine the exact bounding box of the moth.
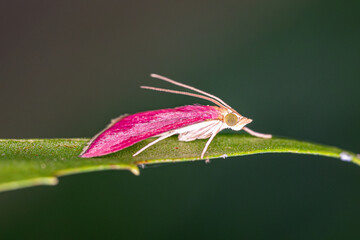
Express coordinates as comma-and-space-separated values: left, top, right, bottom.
80, 74, 272, 159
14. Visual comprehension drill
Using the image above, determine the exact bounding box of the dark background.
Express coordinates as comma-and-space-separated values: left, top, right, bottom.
0, 1, 359, 239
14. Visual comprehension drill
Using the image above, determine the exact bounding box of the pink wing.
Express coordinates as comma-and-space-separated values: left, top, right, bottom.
80, 105, 222, 158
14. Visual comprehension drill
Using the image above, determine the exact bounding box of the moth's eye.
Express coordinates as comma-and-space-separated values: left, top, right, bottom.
225, 113, 238, 126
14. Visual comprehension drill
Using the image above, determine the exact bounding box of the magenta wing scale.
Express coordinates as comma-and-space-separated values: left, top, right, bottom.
80, 105, 222, 158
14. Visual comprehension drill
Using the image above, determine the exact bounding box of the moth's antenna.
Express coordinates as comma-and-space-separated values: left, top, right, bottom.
141, 86, 228, 109
150, 74, 236, 112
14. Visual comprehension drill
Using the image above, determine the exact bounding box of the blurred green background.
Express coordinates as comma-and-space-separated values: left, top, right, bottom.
0, 1, 359, 239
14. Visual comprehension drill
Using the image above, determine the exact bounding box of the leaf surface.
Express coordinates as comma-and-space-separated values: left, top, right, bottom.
0, 135, 358, 192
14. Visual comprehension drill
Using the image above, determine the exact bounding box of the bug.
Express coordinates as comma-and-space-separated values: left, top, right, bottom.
79, 74, 272, 159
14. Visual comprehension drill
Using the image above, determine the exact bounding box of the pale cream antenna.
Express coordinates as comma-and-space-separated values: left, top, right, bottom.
150, 74, 238, 114
141, 86, 228, 110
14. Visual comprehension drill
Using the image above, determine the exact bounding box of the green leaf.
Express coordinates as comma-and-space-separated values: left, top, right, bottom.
0, 135, 358, 192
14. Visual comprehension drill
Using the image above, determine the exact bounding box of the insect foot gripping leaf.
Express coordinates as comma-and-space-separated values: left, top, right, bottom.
80, 74, 273, 159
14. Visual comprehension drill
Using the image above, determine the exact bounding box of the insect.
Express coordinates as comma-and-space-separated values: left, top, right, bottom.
79, 74, 272, 159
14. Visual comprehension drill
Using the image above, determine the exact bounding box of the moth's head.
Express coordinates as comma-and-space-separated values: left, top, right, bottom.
224, 112, 252, 131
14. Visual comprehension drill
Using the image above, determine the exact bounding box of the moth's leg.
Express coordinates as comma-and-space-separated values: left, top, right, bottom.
201, 123, 223, 159
133, 131, 176, 157
243, 127, 272, 139
178, 121, 219, 142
